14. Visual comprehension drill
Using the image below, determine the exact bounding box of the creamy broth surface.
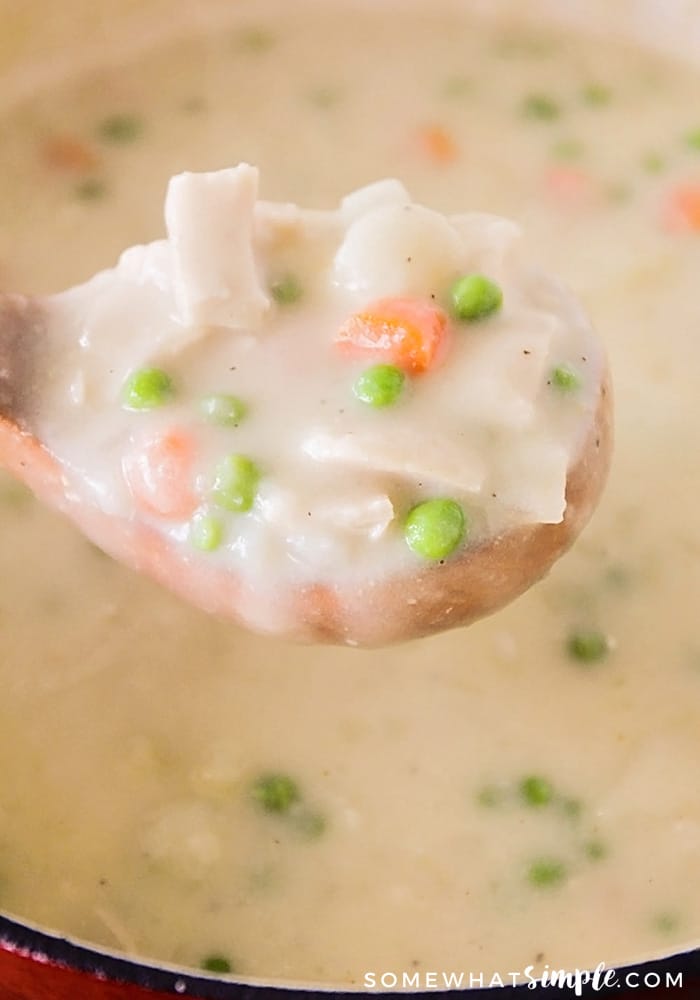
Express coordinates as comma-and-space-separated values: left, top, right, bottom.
1, 0, 700, 986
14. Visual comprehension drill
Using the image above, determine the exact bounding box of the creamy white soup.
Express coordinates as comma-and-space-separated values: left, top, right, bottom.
0, 0, 700, 988
28, 164, 606, 645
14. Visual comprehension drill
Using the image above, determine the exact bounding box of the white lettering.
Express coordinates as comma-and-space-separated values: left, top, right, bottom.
524, 964, 538, 989
593, 963, 618, 990
542, 969, 571, 988
364, 963, 631, 994
644, 972, 661, 989
442, 972, 465, 989
573, 970, 592, 996
541, 967, 594, 996
667, 972, 684, 989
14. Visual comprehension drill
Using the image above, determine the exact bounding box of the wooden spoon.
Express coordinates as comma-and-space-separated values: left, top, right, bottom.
0, 292, 612, 646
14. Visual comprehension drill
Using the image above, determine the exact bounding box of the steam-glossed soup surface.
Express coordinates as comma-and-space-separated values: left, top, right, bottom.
1, 0, 700, 986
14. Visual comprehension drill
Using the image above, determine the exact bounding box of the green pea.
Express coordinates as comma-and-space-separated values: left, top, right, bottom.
607, 182, 632, 205
552, 138, 584, 161
527, 857, 568, 888
74, 178, 107, 201
450, 274, 503, 322
567, 629, 610, 664
642, 152, 666, 174
605, 564, 632, 590
251, 773, 300, 814
476, 784, 505, 808
200, 394, 247, 427
519, 775, 554, 808
271, 275, 303, 305
235, 26, 275, 52
97, 114, 143, 144
441, 76, 474, 99
404, 499, 466, 561
582, 83, 612, 107
583, 838, 607, 861
200, 954, 234, 974
189, 513, 224, 552
551, 365, 581, 391
353, 365, 405, 408
212, 455, 260, 513
307, 86, 343, 109
560, 796, 583, 820
684, 129, 700, 151
653, 911, 680, 934
122, 368, 173, 410
522, 94, 561, 121
293, 808, 327, 839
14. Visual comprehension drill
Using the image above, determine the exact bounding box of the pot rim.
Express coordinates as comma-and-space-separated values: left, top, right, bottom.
0, 910, 331, 999
2, 910, 700, 999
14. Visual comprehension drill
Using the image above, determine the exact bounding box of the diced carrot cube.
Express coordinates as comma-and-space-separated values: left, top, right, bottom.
42, 136, 100, 172
122, 429, 197, 520
417, 125, 459, 165
663, 183, 700, 232
336, 297, 449, 374
544, 166, 594, 204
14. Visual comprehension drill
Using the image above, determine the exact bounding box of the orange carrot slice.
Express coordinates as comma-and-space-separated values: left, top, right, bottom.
663, 182, 700, 232
122, 428, 197, 520
417, 125, 459, 164
42, 136, 100, 172
336, 297, 449, 374
544, 166, 594, 205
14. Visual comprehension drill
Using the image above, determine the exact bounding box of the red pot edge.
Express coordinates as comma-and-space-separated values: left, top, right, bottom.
2, 911, 700, 1000
0, 913, 275, 1000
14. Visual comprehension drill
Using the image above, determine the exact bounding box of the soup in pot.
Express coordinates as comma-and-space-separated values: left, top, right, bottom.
0, 0, 699, 987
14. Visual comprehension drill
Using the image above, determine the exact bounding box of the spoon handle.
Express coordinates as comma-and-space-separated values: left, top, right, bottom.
0, 294, 44, 430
